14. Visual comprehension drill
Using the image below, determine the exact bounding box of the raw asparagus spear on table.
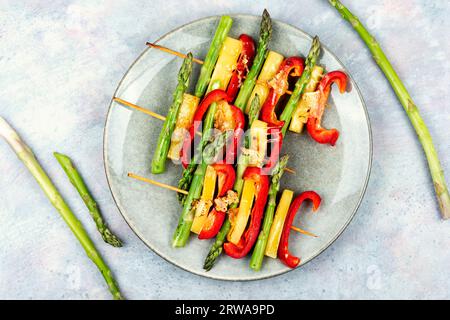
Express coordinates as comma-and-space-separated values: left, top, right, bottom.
151, 52, 193, 174
54, 152, 122, 247
328, 0, 450, 219
0, 117, 123, 300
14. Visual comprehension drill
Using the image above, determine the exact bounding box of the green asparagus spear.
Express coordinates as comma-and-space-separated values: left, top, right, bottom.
194, 16, 233, 98
250, 155, 289, 271
0, 117, 123, 300
328, 0, 450, 219
203, 97, 262, 271
173, 162, 207, 247
203, 217, 230, 271
54, 152, 122, 247
172, 131, 230, 247
248, 94, 262, 126
234, 9, 272, 111
233, 94, 261, 195
279, 36, 321, 135
152, 53, 193, 174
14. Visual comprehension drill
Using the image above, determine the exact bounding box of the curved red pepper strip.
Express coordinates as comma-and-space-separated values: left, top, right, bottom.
223, 167, 270, 258
278, 191, 321, 268
212, 163, 236, 197
261, 127, 283, 175
180, 89, 231, 168
306, 71, 347, 146
198, 209, 226, 240
306, 118, 339, 146
260, 57, 305, 127
198, 164, 235, 240
226, 34, 256, 101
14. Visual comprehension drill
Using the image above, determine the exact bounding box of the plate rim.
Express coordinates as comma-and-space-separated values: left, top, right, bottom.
103, 14, 373, 281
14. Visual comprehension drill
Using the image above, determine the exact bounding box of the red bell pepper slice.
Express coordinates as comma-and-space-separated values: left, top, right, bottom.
278, 191, 321, 268
198, 164, 236, 240
306, 118, 339, 146
223, 167, 270, 258
262, 127, 283, 175
213, 163, 236, 197
306, 71, 347, 146
226, 34, 256, 101
180, 89, 232, 168
198, 208, 226, 240
260, 57, 305, 127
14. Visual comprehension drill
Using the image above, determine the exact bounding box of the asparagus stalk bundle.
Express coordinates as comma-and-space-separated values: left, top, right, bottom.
54, 152, 122, 247
0, 117, 123, 300
329, 0, 450, 219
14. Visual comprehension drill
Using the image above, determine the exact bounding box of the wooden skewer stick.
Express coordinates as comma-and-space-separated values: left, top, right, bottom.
290, 225, 318, 238
145, 42, 294, 95
113, 97, 166, 121
283, 167, 296, 174
146, 42, 204, 65
129, 172, 314, 237
128, 172, 189, 195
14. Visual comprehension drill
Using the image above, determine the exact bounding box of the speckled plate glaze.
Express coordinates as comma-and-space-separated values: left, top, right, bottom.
104, 15, 372, 281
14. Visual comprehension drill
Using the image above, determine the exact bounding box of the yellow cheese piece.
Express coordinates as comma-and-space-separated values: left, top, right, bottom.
207, 37, 242, 92
168, 94, 200, 160
191, 165, 217, 234
289, 66, 324, 133
248, 119, 267, 167
227, 178, 256, 244
245, 51, 284, 113
265, 189, 294, 258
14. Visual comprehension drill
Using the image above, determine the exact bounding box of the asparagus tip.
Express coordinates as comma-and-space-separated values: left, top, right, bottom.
103, 231, 123, 247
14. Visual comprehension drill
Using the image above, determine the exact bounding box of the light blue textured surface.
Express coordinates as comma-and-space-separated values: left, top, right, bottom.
0, 0, 449, 299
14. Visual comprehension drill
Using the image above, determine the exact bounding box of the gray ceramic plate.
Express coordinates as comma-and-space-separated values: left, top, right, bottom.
104, 15, 372, 281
